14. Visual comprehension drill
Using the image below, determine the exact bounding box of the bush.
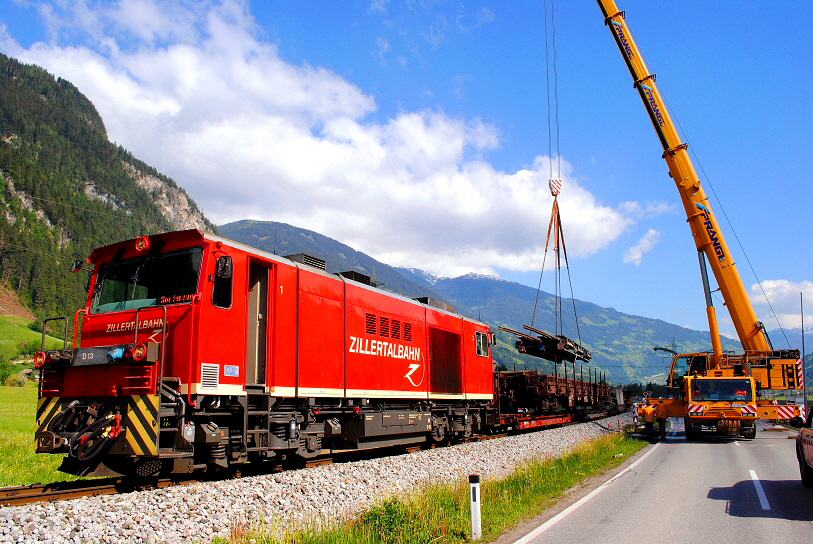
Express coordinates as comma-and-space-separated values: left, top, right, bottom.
0, 357, 12, 385
14, 374, 28, 387
17, 339, 42, 357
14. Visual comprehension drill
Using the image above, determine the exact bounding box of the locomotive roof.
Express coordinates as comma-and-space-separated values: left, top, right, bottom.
88, 229, 487, 326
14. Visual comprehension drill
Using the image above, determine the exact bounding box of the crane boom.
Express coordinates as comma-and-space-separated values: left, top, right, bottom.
596, 0, 769, 355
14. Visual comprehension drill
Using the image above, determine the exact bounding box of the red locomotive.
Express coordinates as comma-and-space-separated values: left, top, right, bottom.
34, 230, 618, 478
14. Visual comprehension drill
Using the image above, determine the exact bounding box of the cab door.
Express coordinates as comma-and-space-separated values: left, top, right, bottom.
246, 262, 270, 385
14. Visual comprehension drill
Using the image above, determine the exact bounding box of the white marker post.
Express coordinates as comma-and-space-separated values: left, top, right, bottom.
469, 474, 482, 540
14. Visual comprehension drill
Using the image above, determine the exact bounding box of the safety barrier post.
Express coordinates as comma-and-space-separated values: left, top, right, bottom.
469, 474, 482, 540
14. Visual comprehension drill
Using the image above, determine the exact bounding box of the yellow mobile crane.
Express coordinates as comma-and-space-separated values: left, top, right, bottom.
597, 0, 803, 439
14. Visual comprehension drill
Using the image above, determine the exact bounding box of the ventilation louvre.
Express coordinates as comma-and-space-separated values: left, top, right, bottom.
201, 363, 220, 389
414, 296, 455, 313
338, 270, 371, 285
286, 253, 327, 270
365, 313, 377, 335
428, 327, 462, 394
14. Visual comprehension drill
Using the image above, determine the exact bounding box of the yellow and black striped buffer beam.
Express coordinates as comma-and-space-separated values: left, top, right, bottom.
123, 395, 159, 456
36, 397, 64, 435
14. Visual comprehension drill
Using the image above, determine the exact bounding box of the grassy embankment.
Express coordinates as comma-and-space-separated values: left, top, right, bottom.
0, 315, 72, 486
0, 315, 64, 360
221, 432, 646, 543
0, 384, 81, 486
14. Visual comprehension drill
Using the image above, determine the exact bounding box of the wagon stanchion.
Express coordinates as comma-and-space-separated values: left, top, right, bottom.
469, 474, 482, 540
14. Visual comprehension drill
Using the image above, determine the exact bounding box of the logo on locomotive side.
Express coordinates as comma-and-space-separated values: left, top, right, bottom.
348, 336, 425, 387
404, 363, 423, 387
106, 318, 165, 333
348, 336, 421, 361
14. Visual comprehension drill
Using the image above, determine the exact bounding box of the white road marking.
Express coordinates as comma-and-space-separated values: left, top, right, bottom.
749, 469, 771, 511
513, 444, 662, 544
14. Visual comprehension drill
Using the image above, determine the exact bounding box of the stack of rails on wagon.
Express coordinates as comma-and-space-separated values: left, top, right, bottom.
497, 324, 621, 424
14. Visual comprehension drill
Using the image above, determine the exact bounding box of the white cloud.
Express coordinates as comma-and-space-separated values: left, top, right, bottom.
623, 229, 661, 266
3, 0, 647, 278
749, 279, 813, 330
375, 36, 389, 66
617, 200, 674, 219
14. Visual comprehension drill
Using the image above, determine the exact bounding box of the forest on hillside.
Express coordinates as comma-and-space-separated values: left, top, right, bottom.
0, 54, 213, 320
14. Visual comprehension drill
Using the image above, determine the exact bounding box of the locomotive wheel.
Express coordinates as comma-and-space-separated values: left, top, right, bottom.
430, 420, 446, 443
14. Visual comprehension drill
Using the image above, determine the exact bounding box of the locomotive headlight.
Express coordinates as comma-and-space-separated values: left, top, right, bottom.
135, 236, 150, 251
131, 343, 147, 362
33, 351, 48, 368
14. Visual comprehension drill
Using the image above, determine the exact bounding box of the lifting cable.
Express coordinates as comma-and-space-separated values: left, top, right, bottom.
530, 0, 584, 350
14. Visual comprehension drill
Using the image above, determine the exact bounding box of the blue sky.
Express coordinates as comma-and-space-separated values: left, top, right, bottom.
1, 0, 811, 346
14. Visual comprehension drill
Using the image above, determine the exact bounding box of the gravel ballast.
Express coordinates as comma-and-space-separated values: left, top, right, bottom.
1, 413, 633, 543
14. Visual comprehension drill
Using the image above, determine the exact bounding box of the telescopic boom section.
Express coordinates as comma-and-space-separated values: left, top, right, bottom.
596, 0, 769, 353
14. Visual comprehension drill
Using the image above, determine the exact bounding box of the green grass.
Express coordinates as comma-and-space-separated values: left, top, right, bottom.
222, 433, 647, 543
0, 384, 81, 486
0, 315, 63, 361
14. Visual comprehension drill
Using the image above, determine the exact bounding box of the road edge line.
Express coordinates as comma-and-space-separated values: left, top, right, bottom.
512, 442, 661, 544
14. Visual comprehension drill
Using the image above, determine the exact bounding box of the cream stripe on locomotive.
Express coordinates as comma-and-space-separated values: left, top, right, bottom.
122, 395, 159, 456
177, 384, 491, 399
180, 383, 247, 396
345, 388, 428, 399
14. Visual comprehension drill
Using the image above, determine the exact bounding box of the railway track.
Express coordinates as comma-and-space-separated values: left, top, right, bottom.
1, 416, 612, 508
0, 477, 200, 508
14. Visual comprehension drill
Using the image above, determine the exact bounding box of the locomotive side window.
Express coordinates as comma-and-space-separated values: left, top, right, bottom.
475, 331, 489, 357
91, 246, 203, 314
212, 255, 233, 309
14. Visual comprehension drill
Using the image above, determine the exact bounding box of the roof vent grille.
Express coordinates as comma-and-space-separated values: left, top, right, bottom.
286, 253, 326, 270
414, 296, 456, 313
338, 270, 372, 285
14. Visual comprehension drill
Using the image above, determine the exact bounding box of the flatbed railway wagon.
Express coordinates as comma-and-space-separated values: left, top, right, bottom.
34, 230, 495, 477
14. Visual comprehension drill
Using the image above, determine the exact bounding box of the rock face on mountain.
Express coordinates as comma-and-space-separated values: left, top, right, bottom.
0, 52, 215, 317
121, 162, 210, 232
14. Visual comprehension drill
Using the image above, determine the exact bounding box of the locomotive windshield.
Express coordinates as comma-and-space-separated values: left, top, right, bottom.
690, 379, 753, 402
91, 246, 203, 314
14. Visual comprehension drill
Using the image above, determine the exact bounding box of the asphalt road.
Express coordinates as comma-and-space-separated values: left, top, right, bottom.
504, 419, 813, 544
